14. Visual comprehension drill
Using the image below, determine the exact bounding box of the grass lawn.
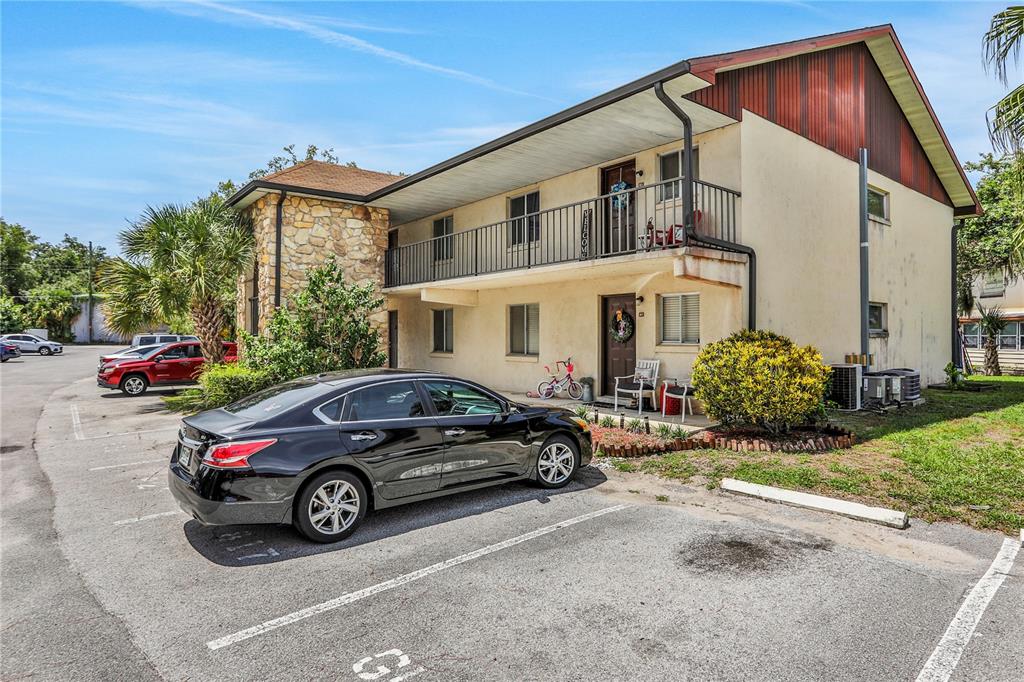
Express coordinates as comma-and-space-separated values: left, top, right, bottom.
611, 376, 1024, 534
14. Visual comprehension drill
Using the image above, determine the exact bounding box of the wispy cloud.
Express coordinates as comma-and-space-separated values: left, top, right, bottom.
63, 44, 338, 84
4, 81, 326, 144
133, 0, 551, 100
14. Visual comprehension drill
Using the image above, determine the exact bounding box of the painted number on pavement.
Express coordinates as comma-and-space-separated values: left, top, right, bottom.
352, 649, 425, 681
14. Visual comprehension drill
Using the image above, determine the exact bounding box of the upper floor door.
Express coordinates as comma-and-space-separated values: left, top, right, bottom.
601, 160, 636, 256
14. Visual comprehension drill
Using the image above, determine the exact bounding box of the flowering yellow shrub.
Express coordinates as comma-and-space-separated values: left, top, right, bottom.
692, 330, 830, 434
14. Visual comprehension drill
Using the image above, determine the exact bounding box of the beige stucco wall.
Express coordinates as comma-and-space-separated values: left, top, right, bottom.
237, 194, 390, 336
740, 112, 954, 384
392, 124, 742, 247
389, 269, 742, 395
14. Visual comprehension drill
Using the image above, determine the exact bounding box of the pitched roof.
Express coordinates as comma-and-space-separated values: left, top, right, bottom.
259, 160, 401, 195
228, 26, 978, 218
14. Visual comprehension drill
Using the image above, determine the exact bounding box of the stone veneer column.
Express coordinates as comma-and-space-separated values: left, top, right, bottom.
237, 194, 390, 338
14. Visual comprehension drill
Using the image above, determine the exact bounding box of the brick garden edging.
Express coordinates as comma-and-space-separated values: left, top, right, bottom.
594, 427, 857, 458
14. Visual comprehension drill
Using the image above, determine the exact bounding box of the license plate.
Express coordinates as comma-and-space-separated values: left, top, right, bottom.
179, 445, 193, 470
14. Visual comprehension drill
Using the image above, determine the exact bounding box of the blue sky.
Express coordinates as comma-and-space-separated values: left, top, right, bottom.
2, 1, 1020, 252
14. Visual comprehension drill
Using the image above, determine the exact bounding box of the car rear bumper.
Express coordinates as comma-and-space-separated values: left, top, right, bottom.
168, 455, 292, 526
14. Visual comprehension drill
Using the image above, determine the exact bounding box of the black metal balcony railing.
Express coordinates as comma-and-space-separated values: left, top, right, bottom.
384, 178, 740, 288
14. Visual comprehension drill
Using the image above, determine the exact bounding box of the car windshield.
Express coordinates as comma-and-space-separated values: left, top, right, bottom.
225, 378, 327, 420
118, 344, 160, 357
141, 344, 173, 359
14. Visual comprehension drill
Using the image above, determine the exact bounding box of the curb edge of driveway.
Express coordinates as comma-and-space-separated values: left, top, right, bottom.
720, 478, 910, 529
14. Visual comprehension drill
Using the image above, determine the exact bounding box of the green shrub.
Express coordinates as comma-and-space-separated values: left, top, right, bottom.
625, 418, 644, 433
599, 415, 615, 428
692, 329, 830, 434
164, 363, 273, 412
572, 405, 591, 421
243, 257, 387, 383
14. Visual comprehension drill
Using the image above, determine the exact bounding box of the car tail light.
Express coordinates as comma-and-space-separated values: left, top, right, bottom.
202, 439, 277, 469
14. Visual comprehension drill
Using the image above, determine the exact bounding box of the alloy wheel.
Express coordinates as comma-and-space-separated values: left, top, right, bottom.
307, 480, 361, 535
39, 347, 51, 356
537, 442, 575, 485
123, 377, 146, 395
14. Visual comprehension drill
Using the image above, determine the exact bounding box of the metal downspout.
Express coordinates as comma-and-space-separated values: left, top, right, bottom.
858, 148, 870, 358
274, 191, 287, 309
654, 81, 757, 330
951, 220, 963, 368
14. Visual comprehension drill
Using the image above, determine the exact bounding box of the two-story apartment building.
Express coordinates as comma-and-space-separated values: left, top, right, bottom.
962, 271, 1024, 374
228, 25, 980, 395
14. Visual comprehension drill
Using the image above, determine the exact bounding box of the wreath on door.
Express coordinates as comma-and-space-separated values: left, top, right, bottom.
609, 309, 635, 344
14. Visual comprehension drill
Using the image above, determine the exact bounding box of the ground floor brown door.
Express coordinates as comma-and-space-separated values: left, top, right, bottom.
600, 160, 636, 256
602, 294, 637, 395
388, 310, 398, 368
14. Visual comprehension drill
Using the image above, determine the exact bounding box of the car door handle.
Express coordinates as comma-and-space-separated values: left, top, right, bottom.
444, 428, 466, 437
350, 432, 378, 441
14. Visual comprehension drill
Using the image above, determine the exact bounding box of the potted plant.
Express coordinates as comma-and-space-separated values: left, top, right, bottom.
579, 376, 595, 403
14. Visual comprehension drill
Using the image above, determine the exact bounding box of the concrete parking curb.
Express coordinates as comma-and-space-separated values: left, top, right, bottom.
720, 478, 909, 529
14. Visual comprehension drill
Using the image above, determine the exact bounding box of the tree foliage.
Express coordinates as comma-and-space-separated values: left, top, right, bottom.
692, 330, 831, 434
957, 154, 1024, 313
0, 295, 27, 334
99, 197, 254, 362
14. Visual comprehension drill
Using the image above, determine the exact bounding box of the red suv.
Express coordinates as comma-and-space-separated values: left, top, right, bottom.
97, 341, 237, 396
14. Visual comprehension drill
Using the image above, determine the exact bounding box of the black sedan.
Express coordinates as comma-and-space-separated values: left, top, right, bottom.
169, 369, 592, 542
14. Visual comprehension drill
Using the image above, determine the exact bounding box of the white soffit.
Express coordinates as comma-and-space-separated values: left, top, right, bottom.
865, 35, 975, 209
374, 73, 735, 225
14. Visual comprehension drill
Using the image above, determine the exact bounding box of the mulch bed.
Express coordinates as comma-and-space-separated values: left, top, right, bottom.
594, 424, 856, 458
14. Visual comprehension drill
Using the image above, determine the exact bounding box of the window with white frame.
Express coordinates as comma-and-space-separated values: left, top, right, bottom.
868, 302, 888, 335
998, 321, 1020, 350
432, 216, 453, 261
961, 322, 980, 349
659, 294, 700, 344
980, 269, 1006, 298
509, 303, 539, 356
432, 308, 453, 353
658, 147, 700, 201
867, 187, 890, 222
508, 191, 540, 246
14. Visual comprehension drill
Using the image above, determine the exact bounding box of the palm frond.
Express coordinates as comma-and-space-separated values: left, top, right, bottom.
988, 83, 1024, 153
984, 6, 1024, 85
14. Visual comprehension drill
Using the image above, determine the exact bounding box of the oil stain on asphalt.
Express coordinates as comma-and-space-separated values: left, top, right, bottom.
678, 531, 833, 574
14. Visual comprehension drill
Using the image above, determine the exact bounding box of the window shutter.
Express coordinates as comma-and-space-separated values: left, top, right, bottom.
681, 294, 700, 343
660, 294, 699, 344
661, 296, 682, 343
527, 303, 540, 355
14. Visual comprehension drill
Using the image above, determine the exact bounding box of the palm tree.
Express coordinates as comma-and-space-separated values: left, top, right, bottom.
976, 303, 1008, 375
100, 198, 254, 363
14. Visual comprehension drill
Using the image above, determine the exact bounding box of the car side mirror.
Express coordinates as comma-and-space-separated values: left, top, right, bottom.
154, 355, 165, 363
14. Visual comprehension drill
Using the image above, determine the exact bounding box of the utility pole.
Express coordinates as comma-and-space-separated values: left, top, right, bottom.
87, 241, 94, 343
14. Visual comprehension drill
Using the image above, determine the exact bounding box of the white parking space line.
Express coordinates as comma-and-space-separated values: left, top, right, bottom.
916, 537, 1021, 682
89, 458, 167, 471
206, 503, 631, 651
112, 510, 184, 526
70, 404, 85, 440
78, 427, 178, 442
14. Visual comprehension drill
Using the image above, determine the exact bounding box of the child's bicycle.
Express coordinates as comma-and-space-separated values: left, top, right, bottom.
537, 356, 583, 400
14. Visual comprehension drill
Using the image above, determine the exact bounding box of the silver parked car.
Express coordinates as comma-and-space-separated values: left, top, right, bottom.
0, 334, 63, 356
131, 333, 198, 347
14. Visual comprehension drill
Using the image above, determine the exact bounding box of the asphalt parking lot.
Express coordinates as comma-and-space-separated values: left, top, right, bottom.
2, 346, 1022, 681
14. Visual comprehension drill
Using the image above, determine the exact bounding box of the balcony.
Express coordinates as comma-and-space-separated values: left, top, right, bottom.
384, 178, 740, 289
